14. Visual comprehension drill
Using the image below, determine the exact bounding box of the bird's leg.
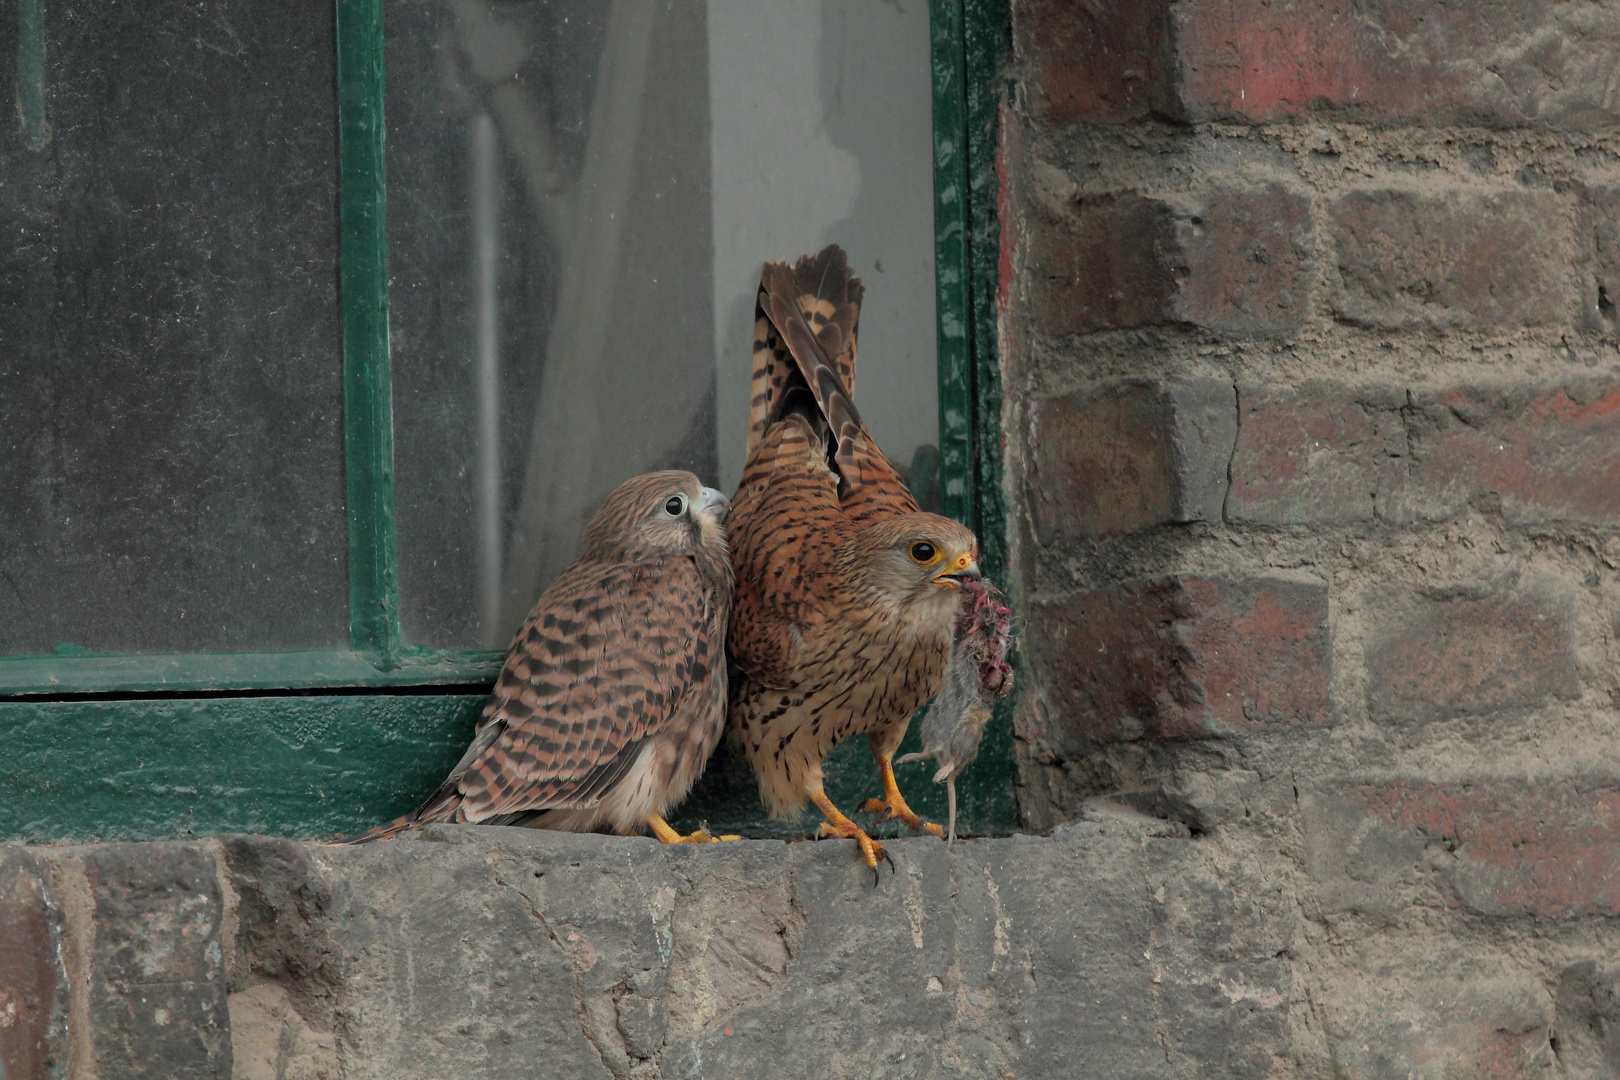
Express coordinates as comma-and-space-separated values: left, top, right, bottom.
859, 753, 946, 838
946, 778, 958, 845
810, 789, 893, 883
647, 815, 739, 844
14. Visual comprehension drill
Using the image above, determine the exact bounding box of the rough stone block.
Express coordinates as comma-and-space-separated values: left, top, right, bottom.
307, 823, 1256, 1080
1303, 779, 1620, 919
1028, 574, 1331, 749
1555, 961, 1620, 1074
1400, 383, 1620, 526
82, 842, 231, 1078
1014, 0, 1178, 124
1028, 185, 1311, 338
320, 828, 639, 1080
1320, 974, 1556, 1080
1145, 841, 1296, 1079
1587, 183, 1620, 334
219, 834, 341, 1034
227, 981, 337, 1080
1331, 187, 1567, 330
0, 848, 69, 1080
1025, 379, 1236, 540
1365, 584, 1580, 727
1117, 769, 1262, 834
1172, 0, 1620, 129
1227, 383, 1407, 525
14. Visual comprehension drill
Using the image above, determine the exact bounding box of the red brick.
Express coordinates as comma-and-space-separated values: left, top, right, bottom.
0, 850, 68, 1080
1029, 185, 1311, 338
1225, 381, 1620, 527
1014, 0, 1178, 124
1027, 195, 1177, 336
1227, 384, 1406, 526
1172, 0, 1620, 129
1332, 188, 1567, 330
1028, 575, 1330, 748
1400, 383, 1620, 526
1307, 779, 1620, 918
1173, 185, 1313, 337
1366, 587, 1580, 726
1025, 380, 1236, 540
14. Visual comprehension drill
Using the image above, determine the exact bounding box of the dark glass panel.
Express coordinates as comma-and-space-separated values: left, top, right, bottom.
0, 0, 348, 655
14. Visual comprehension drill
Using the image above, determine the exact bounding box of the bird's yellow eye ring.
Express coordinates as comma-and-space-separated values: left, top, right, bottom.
908, 541, 941, 566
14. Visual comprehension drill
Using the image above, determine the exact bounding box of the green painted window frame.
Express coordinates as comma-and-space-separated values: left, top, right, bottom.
0, 0, 1010, 840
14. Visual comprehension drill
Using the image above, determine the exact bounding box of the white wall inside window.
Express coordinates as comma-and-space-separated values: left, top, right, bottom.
708, 0, 939, 493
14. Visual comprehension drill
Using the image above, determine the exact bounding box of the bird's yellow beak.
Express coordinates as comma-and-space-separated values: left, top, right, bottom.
933, 553, 981, 587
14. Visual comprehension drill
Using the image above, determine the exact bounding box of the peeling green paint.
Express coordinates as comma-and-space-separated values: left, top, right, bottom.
15, 0, 49, 150
924, 0, 1016, 836
0, 649, 502, 697
0, 695, 481, 842
337, 0, 401, 665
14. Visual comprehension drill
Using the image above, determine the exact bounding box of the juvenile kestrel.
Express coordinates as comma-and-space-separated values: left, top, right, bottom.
897, 578, 1014, 843
340, 471, 733, 845
727, 245, 981, 874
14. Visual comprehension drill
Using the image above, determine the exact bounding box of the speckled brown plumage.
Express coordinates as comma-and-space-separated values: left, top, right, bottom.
727, 245, 981, 873
338, 471, 732, 845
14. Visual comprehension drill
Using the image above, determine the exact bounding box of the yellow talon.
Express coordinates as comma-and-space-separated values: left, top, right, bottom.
861, 754, 945, 837
811, 790, 893, 884
647, 815, 730, 844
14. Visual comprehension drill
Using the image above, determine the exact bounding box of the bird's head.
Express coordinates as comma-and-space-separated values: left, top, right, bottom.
842, 512, 980, 631
581, 470, 730, 561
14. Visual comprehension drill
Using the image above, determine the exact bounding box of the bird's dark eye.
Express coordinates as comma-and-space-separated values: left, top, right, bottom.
908, 541, 939, 565
663, 494, 688, 517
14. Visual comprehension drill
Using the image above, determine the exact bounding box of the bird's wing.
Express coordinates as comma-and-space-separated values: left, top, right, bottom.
745, 246, 863, 459
439, 558, 715, 822
727, 412, 847, 687
759, 259, 919, 524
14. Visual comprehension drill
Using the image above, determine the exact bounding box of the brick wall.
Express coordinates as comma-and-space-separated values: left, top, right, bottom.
1005, 1, 1620, 1075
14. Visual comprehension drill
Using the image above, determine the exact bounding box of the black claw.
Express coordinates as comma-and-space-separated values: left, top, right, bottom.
880, 848, 896, 873
870, 864, 881, 888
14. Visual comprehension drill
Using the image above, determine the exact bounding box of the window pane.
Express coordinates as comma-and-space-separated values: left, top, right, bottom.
0, 1, 348, 656
389, 0, 938, 649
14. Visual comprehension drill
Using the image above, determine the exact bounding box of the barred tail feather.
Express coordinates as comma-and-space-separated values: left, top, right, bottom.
761, 260, 917, 517
329, 813, 416, 846
746, 245, 864, 460
328, 786, 466, 845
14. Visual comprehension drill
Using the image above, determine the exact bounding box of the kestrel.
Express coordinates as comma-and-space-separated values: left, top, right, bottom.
897, 578, 1014, 843
726, 245, 981, 874
340, 471, 734, 845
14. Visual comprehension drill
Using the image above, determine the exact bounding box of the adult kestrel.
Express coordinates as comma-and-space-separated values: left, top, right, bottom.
340, 471, 733, 845
727, 245, 981, 874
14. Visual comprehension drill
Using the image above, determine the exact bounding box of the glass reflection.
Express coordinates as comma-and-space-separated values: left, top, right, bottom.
389, 0, 938, 649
